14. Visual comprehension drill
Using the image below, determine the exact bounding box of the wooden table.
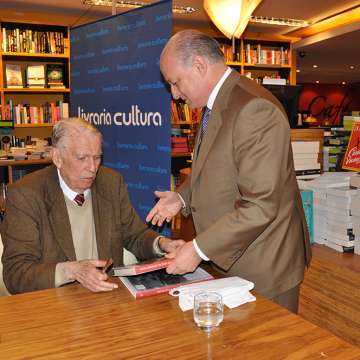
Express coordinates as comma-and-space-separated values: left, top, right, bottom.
0, 279, 359, 359
299, 244, 360, 347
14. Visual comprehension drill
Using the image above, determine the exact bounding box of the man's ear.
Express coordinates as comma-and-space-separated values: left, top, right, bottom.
192, 55, 207, 77
51, 147, 62, 169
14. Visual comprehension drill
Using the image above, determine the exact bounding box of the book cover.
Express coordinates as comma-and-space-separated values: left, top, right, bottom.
46, 63, 65, 88
26, 64, 46, 87
119, 267, 214, 299
5, 64, 23, 88
112, 257, 172, 277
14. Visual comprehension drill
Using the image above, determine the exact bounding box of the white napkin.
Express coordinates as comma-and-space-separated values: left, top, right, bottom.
169, 276, 256, 311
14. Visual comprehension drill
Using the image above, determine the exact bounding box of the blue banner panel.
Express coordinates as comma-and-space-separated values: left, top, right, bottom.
70, 1, 172, 236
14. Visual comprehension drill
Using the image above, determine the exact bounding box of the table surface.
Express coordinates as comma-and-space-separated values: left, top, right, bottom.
0, 276, 359, 360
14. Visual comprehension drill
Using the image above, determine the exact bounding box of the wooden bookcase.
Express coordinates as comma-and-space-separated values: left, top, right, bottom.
0, 21, 70, 132
219, 35, 296, 85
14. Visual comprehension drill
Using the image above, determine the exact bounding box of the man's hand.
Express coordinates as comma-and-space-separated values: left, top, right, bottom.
146, 191, 183, 226
65, 259, 118, 292
159, 237, 185, 254
165, 241, 202, 274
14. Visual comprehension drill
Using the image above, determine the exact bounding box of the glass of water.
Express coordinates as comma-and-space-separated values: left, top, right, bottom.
193, 291, 224, 332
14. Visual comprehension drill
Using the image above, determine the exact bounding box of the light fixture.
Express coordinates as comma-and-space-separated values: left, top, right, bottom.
316, 80, 320, 84
350, 65, 355, 69
296, 69, 300, 73
313, 65, 318, 68
249, 16, 308, 27
204, 0, 263, 39
342, 81, 346, 85
82, 0, 196, 14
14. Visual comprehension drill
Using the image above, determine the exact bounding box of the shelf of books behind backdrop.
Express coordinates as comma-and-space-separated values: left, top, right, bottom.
0, 21, 70, 128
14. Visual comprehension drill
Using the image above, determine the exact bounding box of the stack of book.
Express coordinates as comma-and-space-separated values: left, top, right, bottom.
299, 172, 355, 252
171, 136, 189, 153
292, 141, 321, 180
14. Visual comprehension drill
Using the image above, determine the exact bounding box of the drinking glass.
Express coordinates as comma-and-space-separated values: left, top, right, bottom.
193, 291, 224, 332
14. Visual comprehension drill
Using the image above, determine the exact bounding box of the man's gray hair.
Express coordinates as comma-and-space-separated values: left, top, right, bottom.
165, 29, 224, 66
52, 118, 102, 149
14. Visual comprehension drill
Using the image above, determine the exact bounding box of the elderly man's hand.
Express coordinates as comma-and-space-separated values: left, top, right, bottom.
66, 260, 118, 292
146, 191, 183, 226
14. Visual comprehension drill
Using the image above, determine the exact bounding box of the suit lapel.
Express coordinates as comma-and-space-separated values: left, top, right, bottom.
45, 166, 76, 260
191, 71, 238, 188
91, 179, 112, 260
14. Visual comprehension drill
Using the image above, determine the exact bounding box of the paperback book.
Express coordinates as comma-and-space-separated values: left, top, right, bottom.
119, 267, 214, 299
5, 64, 23, 88
112, 257, 172, 277
46, 64, 65, 88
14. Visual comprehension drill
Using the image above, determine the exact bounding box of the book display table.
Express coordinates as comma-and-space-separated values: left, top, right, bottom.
0, 275, 359, 359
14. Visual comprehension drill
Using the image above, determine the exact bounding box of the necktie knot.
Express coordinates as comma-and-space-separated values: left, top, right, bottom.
74, 193, 85, 206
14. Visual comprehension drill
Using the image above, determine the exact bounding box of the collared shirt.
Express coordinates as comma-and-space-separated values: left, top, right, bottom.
192, 67, 232, 262
57, 169, 91, 203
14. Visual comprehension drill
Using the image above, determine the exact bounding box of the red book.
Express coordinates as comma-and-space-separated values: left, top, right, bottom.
112, 257, 172, 277
119, 267, 214, 299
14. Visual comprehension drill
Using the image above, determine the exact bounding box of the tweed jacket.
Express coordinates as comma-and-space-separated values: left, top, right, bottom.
1, 165, 157, 294
179, 71, 311, 298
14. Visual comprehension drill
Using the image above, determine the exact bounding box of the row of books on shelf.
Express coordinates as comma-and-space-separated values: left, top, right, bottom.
4, 100, 69, 124
1, 28, 65, 54
171, 101, 202, 124
244, 44, 290, 65
292, 141, 321, 180
5, 63, 65, 89
245, 72, 288, 85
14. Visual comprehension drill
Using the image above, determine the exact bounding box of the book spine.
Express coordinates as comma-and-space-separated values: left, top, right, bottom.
134, 259, 172, 274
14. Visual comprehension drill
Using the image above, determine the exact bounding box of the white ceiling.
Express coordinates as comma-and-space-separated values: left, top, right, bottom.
0, 0, 359, 84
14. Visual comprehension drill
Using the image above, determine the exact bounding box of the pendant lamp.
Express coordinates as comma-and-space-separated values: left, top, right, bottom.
204, 0, 263, 39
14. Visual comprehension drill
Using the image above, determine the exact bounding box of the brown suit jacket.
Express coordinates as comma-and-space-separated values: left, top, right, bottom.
1, 165, 157, 294
179, 71, 311, 298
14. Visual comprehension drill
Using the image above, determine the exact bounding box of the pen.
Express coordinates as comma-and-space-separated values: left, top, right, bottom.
102, 258, 113, 274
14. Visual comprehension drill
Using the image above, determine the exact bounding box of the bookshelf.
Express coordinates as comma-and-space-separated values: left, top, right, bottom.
0, 21, 70, 129
218, 35, 296, 85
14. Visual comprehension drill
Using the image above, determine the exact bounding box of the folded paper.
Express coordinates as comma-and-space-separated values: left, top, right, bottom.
169, 276, 256, 311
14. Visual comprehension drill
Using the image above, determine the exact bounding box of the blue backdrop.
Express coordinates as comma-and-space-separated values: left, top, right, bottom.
70, 0, 172, 236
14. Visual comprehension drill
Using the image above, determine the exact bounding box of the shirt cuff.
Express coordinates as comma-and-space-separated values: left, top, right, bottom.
177, 192, 186, 209
153, 236, 166, 257
55, 262, 74, 288
193, 239, 210, 261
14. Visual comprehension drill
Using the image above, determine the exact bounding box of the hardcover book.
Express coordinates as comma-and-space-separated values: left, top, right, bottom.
119, 267, 214, 299
112, 257, 172, 277
26, 64, 46, 87
5, 64, 23, 88
46, 64, 65, 88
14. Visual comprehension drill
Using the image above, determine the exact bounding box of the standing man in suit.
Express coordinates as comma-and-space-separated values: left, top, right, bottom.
2, 118, 183, 294
146, 30, 311, 313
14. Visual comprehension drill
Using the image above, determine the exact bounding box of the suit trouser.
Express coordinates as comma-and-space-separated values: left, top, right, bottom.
271, 284, 300, 314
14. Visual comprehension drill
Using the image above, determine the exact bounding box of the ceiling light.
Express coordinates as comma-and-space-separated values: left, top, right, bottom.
296, 69, 300, 73
249, 16, 308, 27
316, 80, 320, 84
350, 65, 355, 69
83, 0, 196, 14
313, 65, 318, 68
204, 0, 262, 39
342, 81, 346, 85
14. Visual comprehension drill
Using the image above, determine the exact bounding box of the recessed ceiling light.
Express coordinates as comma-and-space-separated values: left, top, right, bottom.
350, 65, 355, 69
296, 69, 300, 73
342, 81, 346, 85
316, 80, 320, 84
313, 65, 318, 68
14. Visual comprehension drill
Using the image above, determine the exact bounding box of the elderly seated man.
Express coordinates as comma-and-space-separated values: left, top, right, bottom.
1, 118, 183, 294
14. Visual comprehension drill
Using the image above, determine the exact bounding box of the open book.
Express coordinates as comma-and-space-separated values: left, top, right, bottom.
118, 267, 214, 299
112, 257, 172, 277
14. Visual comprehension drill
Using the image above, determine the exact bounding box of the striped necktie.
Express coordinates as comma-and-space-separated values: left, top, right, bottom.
74, 193, 85, 206
198, 106, 211, 148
